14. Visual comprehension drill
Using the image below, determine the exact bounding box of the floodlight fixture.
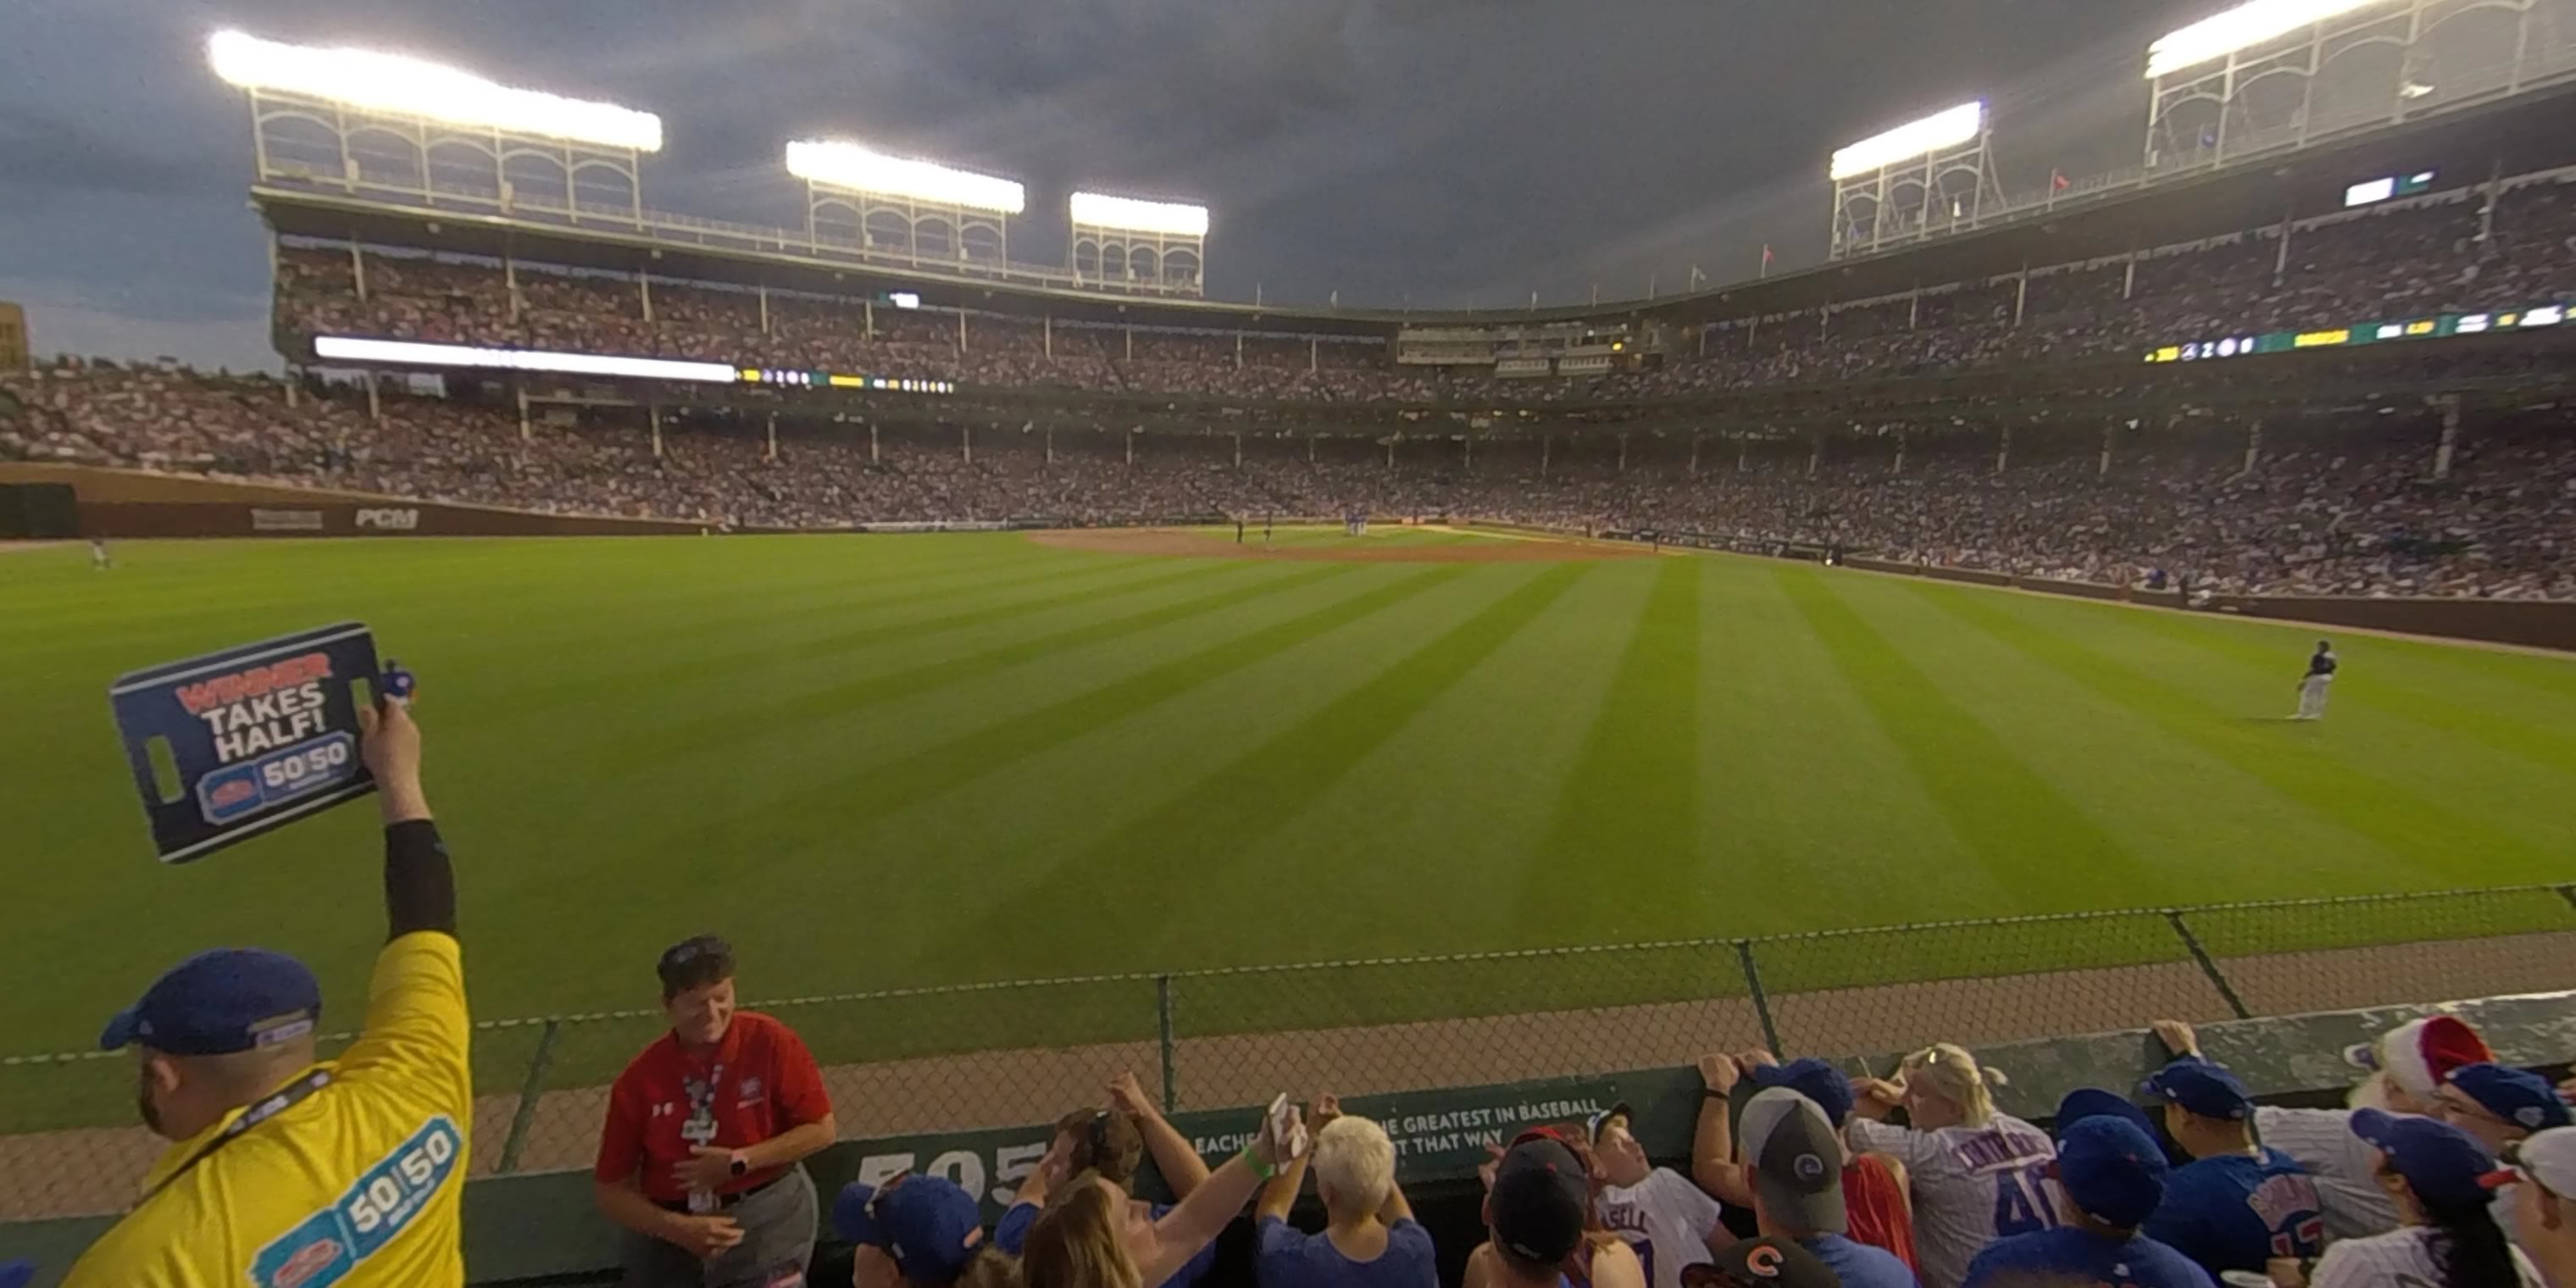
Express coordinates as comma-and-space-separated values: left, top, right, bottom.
1069, 192, 1211, 236
1828, 102, 1985, 180
2144, 0, 2402, 79
784, 141, 1025, 214
208, 31, 663, 152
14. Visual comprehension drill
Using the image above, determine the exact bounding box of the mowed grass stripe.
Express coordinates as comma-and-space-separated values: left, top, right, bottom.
1693, 558, 2024, 928
525, 554, 1216, 709
1519, 557, 1700, 935
1778, 567, 2148, 906
660, 564, 1470, 856
1915, 582, 2564, 884
607, 559, 1320, 757
2108, 608, 2576, 775
0, 535, 1055, 653
984, 564, 1592, 954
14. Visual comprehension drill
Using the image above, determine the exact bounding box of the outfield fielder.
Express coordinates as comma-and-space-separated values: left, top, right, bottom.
2295, 640, 2338, 721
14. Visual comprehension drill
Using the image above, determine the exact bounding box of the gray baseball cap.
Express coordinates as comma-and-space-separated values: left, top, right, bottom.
1740, 1088, 1847, 1235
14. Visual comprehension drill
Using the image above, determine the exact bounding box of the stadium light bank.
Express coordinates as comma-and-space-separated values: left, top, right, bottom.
784, 141, 1025, 214
1828, 102, 1985, 180
2145, 0, 2403, 79
206, 30, 663, 152
1069, 192, 1213, 237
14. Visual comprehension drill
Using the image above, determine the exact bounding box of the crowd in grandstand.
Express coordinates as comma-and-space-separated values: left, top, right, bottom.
262, 174, 2576, 406
7, 363, 2572, 599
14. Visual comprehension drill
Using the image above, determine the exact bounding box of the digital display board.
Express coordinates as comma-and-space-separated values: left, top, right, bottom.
2144, 297, 2563, 364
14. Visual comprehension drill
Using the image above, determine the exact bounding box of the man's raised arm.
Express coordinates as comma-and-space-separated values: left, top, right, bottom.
365, 697, 454, 941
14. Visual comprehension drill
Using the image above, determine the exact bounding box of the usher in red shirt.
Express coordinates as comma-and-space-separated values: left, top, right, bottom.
594, 1010, 832, 1203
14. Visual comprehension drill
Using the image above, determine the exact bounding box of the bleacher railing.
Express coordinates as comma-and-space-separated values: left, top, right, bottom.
6, 884, 2572, 1222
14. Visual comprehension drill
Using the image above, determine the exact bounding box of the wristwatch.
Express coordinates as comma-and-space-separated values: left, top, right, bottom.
729, 1152, 749, 1178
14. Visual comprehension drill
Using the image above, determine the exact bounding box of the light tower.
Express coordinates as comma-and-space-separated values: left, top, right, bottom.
2143, 0, 2568, 173
1069, 192, 1209, 297
207, 30, 662, 223
1827, 102, 2002, 261
786, 141, 1025, 272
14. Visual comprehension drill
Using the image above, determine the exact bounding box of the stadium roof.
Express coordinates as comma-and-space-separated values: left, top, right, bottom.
254, 79, 2576, 339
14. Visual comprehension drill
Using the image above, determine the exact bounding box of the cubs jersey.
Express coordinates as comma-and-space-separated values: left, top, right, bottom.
1849, 1113, 2060, 1288
2143, 1148, 2323, 1274
2307, 1224, 2541, 1287
1594, 1168, 1724, 1288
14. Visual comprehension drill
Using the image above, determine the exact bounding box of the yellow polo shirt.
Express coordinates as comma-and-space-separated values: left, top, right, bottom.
63, 931, 470, 1288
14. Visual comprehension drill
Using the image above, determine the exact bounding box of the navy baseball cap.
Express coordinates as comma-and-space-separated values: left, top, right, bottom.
1490, 1135, 1589, 1266
2451, 1063, 2573, 1132
99, 948, 321, 1056
2058, 1116, 2168, 1228
836, 1176, 985, 1285
0, 1260, 32, 1288
1751, 1058, 1857, 1128
2057, 1088, 2157, 1141
2354, 1108, 2496, 1209
2141, 1058, 2254, 1121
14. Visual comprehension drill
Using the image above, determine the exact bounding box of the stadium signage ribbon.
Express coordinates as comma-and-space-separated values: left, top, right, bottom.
828, 1075, 1635, 1223
109, 622, 384, 863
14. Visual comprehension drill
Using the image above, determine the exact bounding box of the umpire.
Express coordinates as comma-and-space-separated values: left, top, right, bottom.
65, 693, 468, 1287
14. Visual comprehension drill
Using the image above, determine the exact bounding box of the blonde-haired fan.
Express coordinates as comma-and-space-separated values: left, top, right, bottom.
1024, 1095, 1306, 1288
1252, 1096, 1437, 1288
1846, 1043, 2057, 1288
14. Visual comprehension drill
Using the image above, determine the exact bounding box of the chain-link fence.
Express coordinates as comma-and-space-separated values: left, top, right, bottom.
9, 884, 2574, 1222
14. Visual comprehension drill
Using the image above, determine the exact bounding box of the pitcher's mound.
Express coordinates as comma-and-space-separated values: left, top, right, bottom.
1029, 528, 1652, 563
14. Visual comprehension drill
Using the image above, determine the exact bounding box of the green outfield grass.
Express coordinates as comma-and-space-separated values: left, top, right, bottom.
5, 529, 2574, 1086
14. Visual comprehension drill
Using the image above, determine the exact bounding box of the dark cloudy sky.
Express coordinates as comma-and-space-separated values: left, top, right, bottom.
0, 0, 2203, 369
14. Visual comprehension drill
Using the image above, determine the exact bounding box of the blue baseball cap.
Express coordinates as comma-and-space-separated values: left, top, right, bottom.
2058, 1116, 2168, 1228
2450, 1063, 2573, 1133
0, 1260, 34, 1288
2140, 1058, 2253, 1122
99, 948, 321, 1056
1752, 1058, 1856, 1128
2057, 1088, 2157, 1141
2354, 1108, 2496, 1210
836, 1177, 985, 1285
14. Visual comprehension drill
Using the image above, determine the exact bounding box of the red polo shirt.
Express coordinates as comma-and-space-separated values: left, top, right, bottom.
594, 1010, 832, 1203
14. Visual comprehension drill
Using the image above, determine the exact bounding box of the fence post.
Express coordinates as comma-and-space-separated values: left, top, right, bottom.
1735, 940, 1784, 1053
496, 1019, 563, 1175
1156, 974, 1179, 1113
2164, 911, 2252, 1020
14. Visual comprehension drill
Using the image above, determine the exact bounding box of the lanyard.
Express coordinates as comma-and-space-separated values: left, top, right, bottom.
680, 1059, 727, 1143
146, 1068, 335, 1199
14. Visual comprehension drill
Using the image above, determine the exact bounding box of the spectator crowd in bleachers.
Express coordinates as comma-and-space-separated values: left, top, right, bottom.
703, 1002, 2576, 1288
258, 173, 2576, 407
7, 360, 2573, 599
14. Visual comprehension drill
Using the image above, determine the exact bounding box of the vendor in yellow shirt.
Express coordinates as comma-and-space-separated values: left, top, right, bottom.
65, 690, 468, 1288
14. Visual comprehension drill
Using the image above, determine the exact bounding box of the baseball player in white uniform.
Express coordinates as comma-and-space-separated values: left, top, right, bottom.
2295, 641, 2338, 720
1846, 1044, 2058, 1288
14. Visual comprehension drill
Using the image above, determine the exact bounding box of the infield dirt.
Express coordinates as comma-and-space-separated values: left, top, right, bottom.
1030, 528, 1653, 562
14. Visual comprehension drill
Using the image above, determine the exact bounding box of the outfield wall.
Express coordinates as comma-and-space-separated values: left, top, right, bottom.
1588, 537, 2576, 652
13, 464, 2571, 647
1850, 556, 2576, 651
0, 464, 708, 537
6, 887, 2574, 1285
